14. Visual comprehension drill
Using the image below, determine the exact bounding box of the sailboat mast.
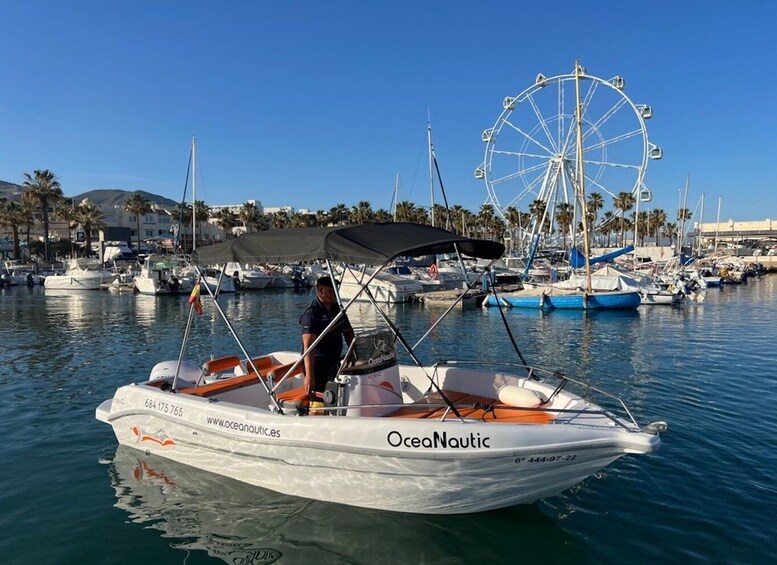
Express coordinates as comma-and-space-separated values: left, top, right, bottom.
192, 136, 197, 253
427, 119, 435, 228
574, 62, 593, 293
698, 193, 705, 256
678, 174, 689, 254
715, 195, 722, 253
392, 173, 399, 222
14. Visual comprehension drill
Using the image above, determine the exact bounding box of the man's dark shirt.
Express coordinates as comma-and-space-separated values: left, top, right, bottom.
299, 298, 353, 362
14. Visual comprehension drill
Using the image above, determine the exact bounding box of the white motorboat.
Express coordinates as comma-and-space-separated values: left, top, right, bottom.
225, 262, 271, 290
338, 265, 423, 303
96, 223, 664, 515
202, 267, 237, 293
2, 260, 45, 285
44, 258, 113, 290
134, 255, 195, 295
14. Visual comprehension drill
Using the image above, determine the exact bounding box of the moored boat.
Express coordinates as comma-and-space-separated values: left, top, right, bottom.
44, 258, 113, 290
95, 223, 664, 514
483, 287, 641, 309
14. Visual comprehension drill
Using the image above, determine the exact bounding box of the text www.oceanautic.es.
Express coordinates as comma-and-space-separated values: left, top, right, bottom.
206, 417, 281, 438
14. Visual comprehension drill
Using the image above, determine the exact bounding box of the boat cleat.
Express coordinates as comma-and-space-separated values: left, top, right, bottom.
642, 421, 668, 434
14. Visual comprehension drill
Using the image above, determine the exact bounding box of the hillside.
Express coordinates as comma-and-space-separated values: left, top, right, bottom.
0, 182, 179, 210
70, 189, 180, 210
0, 180, 24, 201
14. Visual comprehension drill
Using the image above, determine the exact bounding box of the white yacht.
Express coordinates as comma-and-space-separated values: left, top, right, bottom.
226, 262, 271, 290
134, 255, 195, 295
44, 258, 113, 290
337, 265, 423, 303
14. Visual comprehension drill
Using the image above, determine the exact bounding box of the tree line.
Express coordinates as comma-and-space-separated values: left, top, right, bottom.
0, 169, 692, 261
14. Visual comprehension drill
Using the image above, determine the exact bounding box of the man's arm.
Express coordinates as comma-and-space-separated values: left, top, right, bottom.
302, 332, 316, 394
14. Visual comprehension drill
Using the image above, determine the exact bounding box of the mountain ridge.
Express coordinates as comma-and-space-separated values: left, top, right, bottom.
0, 182, 180, 210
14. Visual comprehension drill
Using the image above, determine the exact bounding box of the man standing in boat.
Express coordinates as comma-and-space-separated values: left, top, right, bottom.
300, 276, 354, 398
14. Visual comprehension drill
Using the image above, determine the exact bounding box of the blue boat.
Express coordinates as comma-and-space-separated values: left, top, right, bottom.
483, 289, 641, 310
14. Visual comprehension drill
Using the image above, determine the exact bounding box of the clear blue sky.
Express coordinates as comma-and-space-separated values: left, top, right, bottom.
1, 0, 774, 221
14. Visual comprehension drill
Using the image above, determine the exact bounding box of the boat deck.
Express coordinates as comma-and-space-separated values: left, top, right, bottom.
387, 390, 554, 424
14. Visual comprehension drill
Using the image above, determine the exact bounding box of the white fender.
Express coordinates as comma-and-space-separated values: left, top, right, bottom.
497, 385, 547, 408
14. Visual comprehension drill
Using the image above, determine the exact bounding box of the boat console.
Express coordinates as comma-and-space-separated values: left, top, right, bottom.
325, 329, 402, 417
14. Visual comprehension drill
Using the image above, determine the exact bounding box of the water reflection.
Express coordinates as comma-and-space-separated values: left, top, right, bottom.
107, 446, 588, 564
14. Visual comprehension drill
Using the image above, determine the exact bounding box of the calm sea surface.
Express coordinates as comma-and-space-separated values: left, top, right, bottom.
1, 277, 776, 564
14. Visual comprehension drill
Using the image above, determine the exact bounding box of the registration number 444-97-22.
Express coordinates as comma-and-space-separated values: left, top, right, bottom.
144, 398, 184, 417
515, 454, 577, 464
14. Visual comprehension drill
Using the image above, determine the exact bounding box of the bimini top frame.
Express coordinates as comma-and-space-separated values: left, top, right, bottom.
187, 223, 505, 416
191, 223, 504, 267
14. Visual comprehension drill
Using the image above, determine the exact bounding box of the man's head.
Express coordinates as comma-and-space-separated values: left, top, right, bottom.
315, 276, 338, 305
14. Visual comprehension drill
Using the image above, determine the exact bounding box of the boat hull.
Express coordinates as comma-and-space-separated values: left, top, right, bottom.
484, 290, 641, 310
96, 375, 659, 514
640, 290, 682, 305
43, 273, 105, 290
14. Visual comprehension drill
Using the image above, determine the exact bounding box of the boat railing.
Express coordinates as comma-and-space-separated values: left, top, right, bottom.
308, 397, 640, 431
430, 360, 642, 430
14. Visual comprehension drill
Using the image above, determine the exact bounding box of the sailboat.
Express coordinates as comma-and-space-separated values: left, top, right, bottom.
483, 64, 641, 310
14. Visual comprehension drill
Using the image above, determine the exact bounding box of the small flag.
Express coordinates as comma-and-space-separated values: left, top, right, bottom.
188, 279, 203, 315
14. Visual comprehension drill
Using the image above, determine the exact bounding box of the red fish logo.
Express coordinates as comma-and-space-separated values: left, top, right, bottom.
131, 425, 176, 447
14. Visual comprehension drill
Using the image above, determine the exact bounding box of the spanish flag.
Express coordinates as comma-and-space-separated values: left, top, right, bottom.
188, 279, 203, 315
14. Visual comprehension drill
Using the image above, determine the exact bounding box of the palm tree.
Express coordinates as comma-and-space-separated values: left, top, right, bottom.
461, 210, 477, 238
22, 169, 63, 260
314, 210, 329, 227
290, 211, 316, 228
478, 204, 496, 240
124, 193, 152, 254
349, 201, 373, 225
394, 201, 417, 223
328, 204, 349, 226
554, 202, 574, 250
587, 192, 604, 245
255, 213, 272, 231
676, 207, 693, 250
528, 199, 549, 236
664, 222, 678, 248
76, 203, 106, 257
373, 208, 392, 223
194, 200, 210, 244
239, 202, 260, 233
270, 210, 289, 230
55, 199, 80, 258
449, 205, 466, 235
19, 194, 36, 251
214, 208, 236, 239
412, 207, 429, 225
632, 211, 650, 246
613, 191, 635, 246
431, 204, 449, 228
601, 211, 616, 247
648, 208, 667, 245
175, 203, 193, 251
0, 199, 26, 260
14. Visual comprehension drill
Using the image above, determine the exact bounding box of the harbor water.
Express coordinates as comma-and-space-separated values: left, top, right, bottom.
1, 277, 776, 564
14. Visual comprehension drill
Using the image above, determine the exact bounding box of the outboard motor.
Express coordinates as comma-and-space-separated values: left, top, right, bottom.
325, 329, 402, 417
168, 275, 180, 294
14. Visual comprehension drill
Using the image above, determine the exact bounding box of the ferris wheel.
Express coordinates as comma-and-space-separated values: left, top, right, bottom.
476, 62, 662, 239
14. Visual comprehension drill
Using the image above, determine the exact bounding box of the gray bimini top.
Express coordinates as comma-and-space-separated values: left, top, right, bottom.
191, 223, 505, 266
